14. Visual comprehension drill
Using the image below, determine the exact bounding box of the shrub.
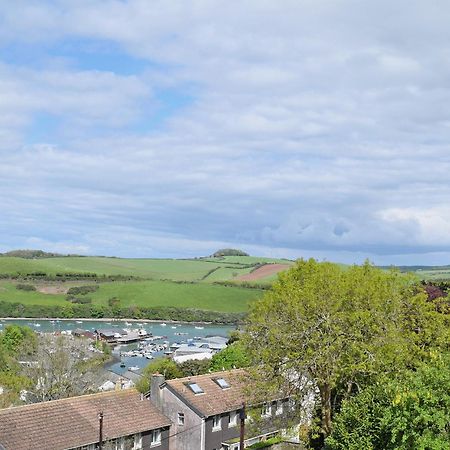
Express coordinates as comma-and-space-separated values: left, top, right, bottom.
15, 283, 36, 291
66, 285, 98, 296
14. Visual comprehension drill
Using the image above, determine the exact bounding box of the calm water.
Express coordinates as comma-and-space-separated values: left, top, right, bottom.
0, 319, 235, 376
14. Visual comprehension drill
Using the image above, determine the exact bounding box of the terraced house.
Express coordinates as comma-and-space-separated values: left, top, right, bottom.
150, 369, 293, 450
0, 369, 298, 450
0, 389, 171, 450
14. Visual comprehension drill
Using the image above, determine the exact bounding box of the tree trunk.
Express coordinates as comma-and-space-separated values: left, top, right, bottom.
319, 383, 332, 438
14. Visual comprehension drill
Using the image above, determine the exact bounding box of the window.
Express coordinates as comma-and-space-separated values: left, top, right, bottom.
275, 400, 283, 416
214, 377, 230, 389
262, 402, 272, 418
133, 433, 142, 450
229, 411, 238, 427
187, 382, 204, 394
150, 429, 161, 446
178, 412, 185, 425
212, 414, 222, 431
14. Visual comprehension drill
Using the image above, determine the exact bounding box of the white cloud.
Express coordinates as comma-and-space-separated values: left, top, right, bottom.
1, 1, 450, 263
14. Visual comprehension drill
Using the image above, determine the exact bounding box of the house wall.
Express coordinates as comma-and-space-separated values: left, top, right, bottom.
142, 427, 170, 450
204, 412, 240, 450
159, 387, 203, 450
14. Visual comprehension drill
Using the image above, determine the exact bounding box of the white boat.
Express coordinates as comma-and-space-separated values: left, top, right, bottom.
129, 366, 140, 372
171, 326, 177, 329
137, 328, 148, 337
195, 326, 204, 330
34, 323, 41, 327
160, 323, 167, 327
76, 321, 83, 324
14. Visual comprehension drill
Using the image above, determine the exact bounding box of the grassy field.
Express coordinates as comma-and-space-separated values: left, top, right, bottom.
0, 256, 291, 282
0, 255, 293, 318
0, 279, 261, 313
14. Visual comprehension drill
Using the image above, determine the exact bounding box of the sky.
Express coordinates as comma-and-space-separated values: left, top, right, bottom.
1, 0, 450, 265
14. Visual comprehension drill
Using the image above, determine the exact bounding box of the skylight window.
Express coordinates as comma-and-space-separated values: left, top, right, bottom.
187, 382, 204, 394
215, 378, 230, 389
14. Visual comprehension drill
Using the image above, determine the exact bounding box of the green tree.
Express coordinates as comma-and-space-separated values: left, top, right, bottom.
243, 259, 446, 441
209, 341, 249, 372
178, 359, 211, 377
0, 324, 37, 355
326, 353, 450, 449
136, 357, 183, 393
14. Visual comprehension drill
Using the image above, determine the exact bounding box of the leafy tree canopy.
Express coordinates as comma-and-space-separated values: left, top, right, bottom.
212, 248, 249, 257
243, 259, 448, 440
0, 324, 37, 356
209, 341, 249, 372
136, 357, 183, 393
326, 353, 450, 450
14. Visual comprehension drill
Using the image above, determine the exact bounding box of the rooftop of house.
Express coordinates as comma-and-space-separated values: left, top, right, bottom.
95, 328, 127, 336
0, 389, 171, 450
163, 369, 249, 417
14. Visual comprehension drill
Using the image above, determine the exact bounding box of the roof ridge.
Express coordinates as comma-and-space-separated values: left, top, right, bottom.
166, 368, 245, 384
0, 388, 139, 413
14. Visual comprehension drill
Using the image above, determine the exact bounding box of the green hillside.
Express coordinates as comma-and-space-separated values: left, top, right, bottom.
0, 255, 291, 281
0, 253, 293, 321
0, 279, 258, 312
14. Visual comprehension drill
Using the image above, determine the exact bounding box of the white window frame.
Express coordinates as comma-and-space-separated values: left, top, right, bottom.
212, 414, 222, 431
276, 400, 283, 416
150, 429, 161, 447
133, 432, 143, 450
178, 412, 185, 425
229, 411, 238, 427
262, 402, 272, 418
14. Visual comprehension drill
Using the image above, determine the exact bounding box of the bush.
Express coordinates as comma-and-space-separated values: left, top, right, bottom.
67, 297, 92, 304
66, 285, 98, 296
212, 248, 249, 257
248, 437, 282, 449
15, 283, 36, 291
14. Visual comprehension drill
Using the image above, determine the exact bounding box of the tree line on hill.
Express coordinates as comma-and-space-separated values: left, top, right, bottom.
0, 250, 82, 259
0, 301, 245, 324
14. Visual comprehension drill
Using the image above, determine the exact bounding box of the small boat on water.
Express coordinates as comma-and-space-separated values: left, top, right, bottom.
34, 323, 41, 327
160, 323, 167, 327
76, 321, 83, 324
129, 366, 140, 372
171, 326, 177, 329
120, 362, 126, 368
195, 326, 204, 330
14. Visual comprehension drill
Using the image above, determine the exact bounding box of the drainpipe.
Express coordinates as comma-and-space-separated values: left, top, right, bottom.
98, 411, 104, 450
239, 403, 246, 450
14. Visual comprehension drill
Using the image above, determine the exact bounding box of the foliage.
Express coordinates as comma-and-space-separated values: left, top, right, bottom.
0, 324, 37, 355
15, 283, 36, 291
136, 357, 183, 393
213, 248, 250, 257
177, 359, 211, 377
23, 334, 103, 402
209, 341, 249, 371
247, 436, 282, 449
0, 249, 66, 258
0, 300, 246, 323
243, 259, 448, 440
66, 285, 98, 296
67, 296, 92, 304
326, 354, 450, 450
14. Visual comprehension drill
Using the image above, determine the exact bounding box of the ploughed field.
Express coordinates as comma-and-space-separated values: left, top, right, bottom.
0, 256, 294, 318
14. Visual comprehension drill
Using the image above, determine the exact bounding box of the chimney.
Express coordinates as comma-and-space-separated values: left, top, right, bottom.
150, 373, 165, 409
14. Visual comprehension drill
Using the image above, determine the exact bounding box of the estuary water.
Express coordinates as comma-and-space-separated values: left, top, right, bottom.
0, 319, 235, 376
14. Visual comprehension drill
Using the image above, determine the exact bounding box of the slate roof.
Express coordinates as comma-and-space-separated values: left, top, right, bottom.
0, 389, 171, 450
164, 369, 249, 417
